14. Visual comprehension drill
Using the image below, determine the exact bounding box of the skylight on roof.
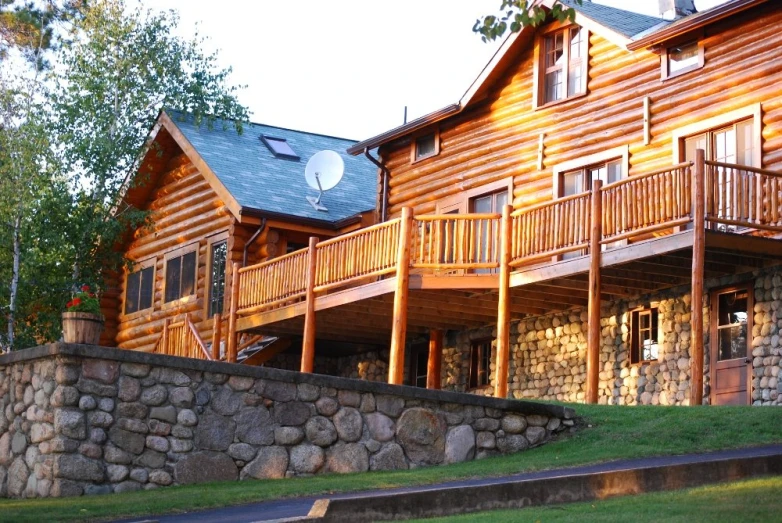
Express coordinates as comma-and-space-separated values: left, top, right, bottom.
261, 135, 299, 159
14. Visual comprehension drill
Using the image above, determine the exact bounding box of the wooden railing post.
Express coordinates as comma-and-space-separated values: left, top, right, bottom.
389, 207, 414, 385
691, 149, 706, 406
495, 204, 512, 398
426, 329, 443, 390
226, 261, 240, 363
161, 317, 169, 355
586, 180, 603, 404
301, 237, 319, 373
211, 313, 222, 360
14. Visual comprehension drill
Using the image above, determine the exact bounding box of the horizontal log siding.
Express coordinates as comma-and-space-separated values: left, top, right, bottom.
380, 5, 782, 217
113, 155, 236, 353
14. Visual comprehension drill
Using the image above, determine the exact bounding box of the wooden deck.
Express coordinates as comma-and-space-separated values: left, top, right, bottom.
223, 155, 782, 402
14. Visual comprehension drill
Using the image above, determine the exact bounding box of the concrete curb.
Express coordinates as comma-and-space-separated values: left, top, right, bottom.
302, 451, 782, 522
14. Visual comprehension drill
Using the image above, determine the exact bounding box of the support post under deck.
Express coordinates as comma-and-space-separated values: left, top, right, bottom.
426, 329, 443, 390
301, 237, 319, 373
495, 204, 512, 398
586, 180, 603, 404
227, 262, 240, 363
691, 150, 706, 406
389, 207, 413, 385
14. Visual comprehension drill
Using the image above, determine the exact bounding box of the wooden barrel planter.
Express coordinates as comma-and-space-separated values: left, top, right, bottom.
62, 312, 104, 345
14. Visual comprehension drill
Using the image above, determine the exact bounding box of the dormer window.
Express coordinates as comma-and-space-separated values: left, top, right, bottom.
661, 39, 703, 80
535, 25, 588, 107
261, 135, 299, 160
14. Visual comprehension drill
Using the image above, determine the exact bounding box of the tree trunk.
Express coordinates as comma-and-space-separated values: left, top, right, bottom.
6, 214, 21, 352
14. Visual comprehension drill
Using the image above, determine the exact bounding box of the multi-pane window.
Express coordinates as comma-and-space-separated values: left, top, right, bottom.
208, 241, 227, 317
631, 308, 659, 363
685, 119, 754, 228
562, 159, 623, 196
164, 249, 196, 303
684, 119, 754, 166
124, 265, 154, 314
472, 190, 508, 274
469, 340, 492, 388
716, 290, 748, 362
542, 26, 586, 105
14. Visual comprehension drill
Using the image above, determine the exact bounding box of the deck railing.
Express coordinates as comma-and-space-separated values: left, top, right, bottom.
510, 192, 591, 266
237, 248, 309, 314
412, 214, 501, 270
601, 162, 692, 243
233, 157, 782, 319
314, 218, 401, 292
705, 161, 782, 231
154, 314, 212, 360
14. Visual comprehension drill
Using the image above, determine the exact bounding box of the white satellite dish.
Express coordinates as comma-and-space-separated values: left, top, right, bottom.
304, 150, 344, 212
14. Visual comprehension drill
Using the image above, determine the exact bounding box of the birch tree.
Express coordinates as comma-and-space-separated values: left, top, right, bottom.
52, 0, 248, 289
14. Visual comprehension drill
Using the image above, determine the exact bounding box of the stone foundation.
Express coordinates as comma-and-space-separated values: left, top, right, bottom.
439, 268, 782, 406
0, 344, 573, 498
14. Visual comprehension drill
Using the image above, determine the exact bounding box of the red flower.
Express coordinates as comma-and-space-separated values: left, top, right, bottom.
66, 300, 73, 308
72, 297, 82, 306
81, 284, 90, 292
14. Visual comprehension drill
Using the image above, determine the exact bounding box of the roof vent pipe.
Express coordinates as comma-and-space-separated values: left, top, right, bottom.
658, 0, 696, 20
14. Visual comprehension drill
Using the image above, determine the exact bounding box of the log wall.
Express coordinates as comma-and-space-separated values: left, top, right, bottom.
111, 153, 235, 353
379, 5, 782, 217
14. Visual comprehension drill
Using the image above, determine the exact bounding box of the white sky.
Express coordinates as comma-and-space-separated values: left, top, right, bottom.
142, 0, 728, 141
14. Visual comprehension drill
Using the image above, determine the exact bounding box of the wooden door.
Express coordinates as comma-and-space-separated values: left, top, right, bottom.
709, 285, 752, 405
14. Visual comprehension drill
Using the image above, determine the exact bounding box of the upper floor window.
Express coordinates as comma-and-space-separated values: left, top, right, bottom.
661, 39, 703, 80
164, 245, 197, 303
207, 240, 227, 317
411, 129, 440, 163
124, 261, 154, 315
684, 119, 754, 166
537, 25, 587, 106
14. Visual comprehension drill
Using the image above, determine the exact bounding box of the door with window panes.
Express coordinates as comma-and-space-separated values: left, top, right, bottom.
561, 159, 623, 257
710, 285, 752, 405
684, 119, 754, 231
472, 191, 508, 274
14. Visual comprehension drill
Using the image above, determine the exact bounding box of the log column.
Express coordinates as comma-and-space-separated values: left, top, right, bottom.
211, 313, 222, 361
301, 237, 319, 373
586, 180, 603, 404
426, 329, 443, 390
226, 262, 240, 363
495, 204, 512, 398
388, 207, 414, 385
690, 149, 706, 406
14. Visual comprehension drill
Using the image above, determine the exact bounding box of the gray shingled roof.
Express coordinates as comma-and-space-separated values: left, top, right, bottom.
169, 111, 376, 225
564, 0, 666, 38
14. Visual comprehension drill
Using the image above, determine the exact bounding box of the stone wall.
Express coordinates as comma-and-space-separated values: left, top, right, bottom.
0, 343, 574, 498
439, 269, 782, 407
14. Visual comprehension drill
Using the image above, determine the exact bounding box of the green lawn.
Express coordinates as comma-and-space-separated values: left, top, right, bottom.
1, 404, 780, 522
410, 475, 782, 522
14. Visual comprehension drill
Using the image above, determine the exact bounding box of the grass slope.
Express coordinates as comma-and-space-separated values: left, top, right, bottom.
1, 404, 780, 522
411, 475, 782, 522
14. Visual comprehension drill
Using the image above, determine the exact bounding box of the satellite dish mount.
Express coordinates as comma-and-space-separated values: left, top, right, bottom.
304, 150, 344, 212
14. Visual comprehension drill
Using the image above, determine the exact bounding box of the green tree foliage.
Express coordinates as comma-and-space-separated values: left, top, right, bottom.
53, 0, 248, 289
474, 0, 581, 42
1, 0, 248, 351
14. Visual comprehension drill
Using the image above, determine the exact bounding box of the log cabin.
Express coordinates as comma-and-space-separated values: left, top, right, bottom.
100, 110, 377, 367
225, 0, 782, 407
